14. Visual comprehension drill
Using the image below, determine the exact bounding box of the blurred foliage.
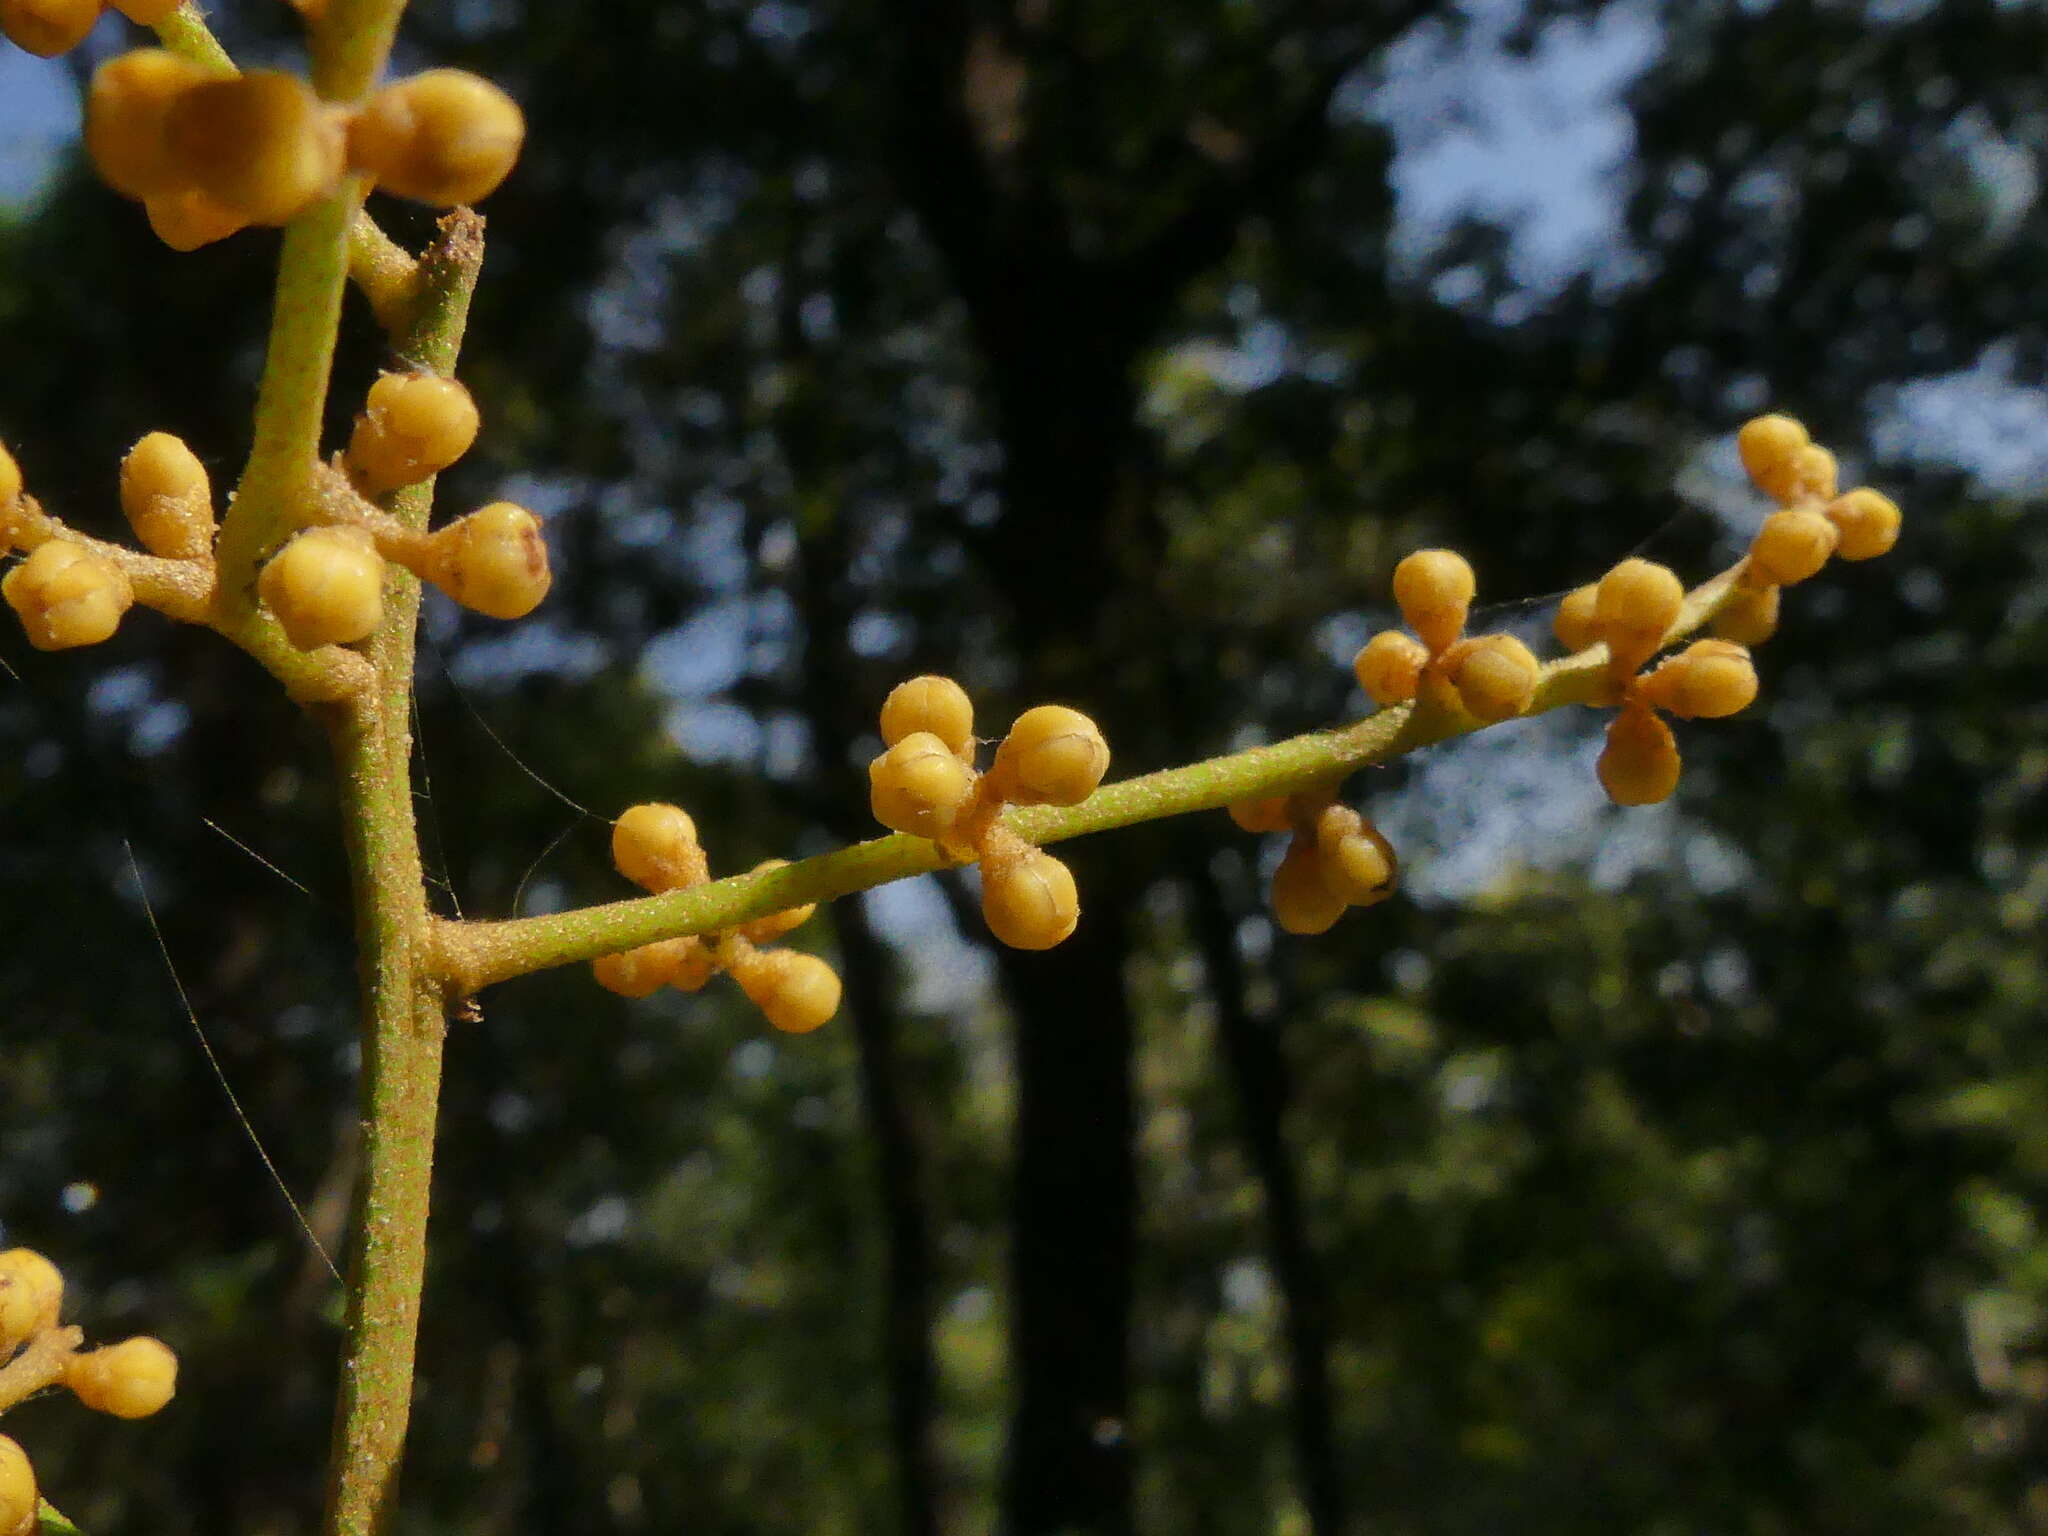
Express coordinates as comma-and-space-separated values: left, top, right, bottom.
2, 0, 2046, 1532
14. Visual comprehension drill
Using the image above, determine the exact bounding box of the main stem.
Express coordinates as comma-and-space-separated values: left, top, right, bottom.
317, 212, 485, 1536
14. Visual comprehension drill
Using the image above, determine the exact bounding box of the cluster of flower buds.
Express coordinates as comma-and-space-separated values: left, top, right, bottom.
1, 380, 546, 658
1228, 790, 1397, 935
1546, 413, 1901, 806
246, 369, 546, 650
1553, 557, 1759, 805
591, 804, 841, 1034
0, 1246, 179, 1535
865, 675, 1111, 950
0, 0, 177, 59
1353, 550, 1541, 724
80, 39, 523, 251
1724, 413, 1901, 643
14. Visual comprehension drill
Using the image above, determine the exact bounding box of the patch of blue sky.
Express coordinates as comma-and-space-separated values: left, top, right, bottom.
0, 50, 78, 208
1356, 0, 1662, 300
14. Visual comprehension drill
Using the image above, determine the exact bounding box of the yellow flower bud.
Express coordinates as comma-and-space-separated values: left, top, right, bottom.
143, 185, 246, 250
3, 542, 133, 651
1825, 487, 1901, 562
63, 1335, 178, 1419
86, 47, 207, 199
610, 802, 705, 892
1710, 583, 1779, 646
1269, 838, 1344, 935
1552, 582, 1601, 653
346, 373, 481, 495
1597, 706, 1680, 806
737, 859, 816, 944
668, 938, 717, 993
1448, 633, 1539, 722
869, 731, 976, 838
0, 1248, 63, 1352
1638, 639, 1757, 720
1226, 796, 1292, 834
349, 68, 525, 207
120, 430, 213, 559
0, 443, 20, 507
1391, 548, 1474, 655
1747, 506, 1838, 587
1313, 805, 1397, 907
1594, 557, 1683, 676
981, 847, 1080, 950
0, 0, 102, 57
166, 70, 344, 226
878, 673, 974, 757
0, 1434, 35, 1536
732, 949, 841, 1034
990, 704, 1109, 806
1787, 443, 1838, 503
1736, 413, 1809, 503
592, 939, 692, 999
258, 526, 385, 650
428, 502, 551, 620
1353, 628, 1428, 707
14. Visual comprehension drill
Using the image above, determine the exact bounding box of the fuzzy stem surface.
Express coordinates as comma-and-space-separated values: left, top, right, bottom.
318, 210, 484, 1536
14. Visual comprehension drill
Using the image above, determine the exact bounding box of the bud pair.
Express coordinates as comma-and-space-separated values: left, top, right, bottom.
1554, 557, 1685, 678
1269, 805, 1397, 935
730, 946, 842, 1034
591, 936, 703, 999
1736, 413, 1836, 505
87, 55, 344, 235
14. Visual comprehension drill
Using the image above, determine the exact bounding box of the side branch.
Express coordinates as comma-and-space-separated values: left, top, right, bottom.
434, 568, 1743, 995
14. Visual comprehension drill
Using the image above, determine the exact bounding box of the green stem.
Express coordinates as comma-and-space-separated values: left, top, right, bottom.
319, 214, 484, 1536
435, 569, 1744, 993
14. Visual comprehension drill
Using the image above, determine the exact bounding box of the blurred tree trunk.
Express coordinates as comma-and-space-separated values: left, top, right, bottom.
1185, 845, 1345, 1534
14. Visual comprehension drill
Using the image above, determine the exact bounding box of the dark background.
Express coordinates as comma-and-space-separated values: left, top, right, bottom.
1, 1, 2044, 1532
